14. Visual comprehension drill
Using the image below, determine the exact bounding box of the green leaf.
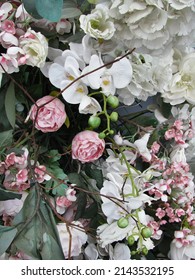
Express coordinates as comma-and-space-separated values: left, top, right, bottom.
75, 192, 87, 220
5, 82, 15, 128
40, 233, 64, 260
0, 225, 17, 255
22, 0, 42, 19
85, 164, 103, 189
12, 187, 64, 259
0, 130, 13, 147
35, 0, 63, 22
0, 188, 22, 201
62, 8, 81, 18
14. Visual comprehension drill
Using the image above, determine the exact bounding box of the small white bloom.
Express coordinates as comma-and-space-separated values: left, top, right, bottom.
134, 133, 151, 161
79, 96, 102, 115
79, 4, 115, 40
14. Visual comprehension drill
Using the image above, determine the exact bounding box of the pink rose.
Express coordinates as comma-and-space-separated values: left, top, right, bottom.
28, 96, 66, 133
72, 130, 105, 163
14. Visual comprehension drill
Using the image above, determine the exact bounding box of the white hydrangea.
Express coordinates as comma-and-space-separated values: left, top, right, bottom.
98, 0, 195, 53
162, 52, 195, 105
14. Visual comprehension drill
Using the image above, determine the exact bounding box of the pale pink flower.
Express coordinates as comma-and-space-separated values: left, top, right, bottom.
72, 130, 105, 163
56, 19, 71, 35
28, 96, 66, 133
56, 196, 72, 208
1, 20, 16, 34
165, 128, 176, 140
5, 152, 16, 167
151, 141, 160, 154
156, 208, 166, 219
34, 165, 51, 183
16, 169, 28, 183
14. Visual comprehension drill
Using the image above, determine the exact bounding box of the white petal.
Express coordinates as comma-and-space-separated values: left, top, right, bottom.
48, 63, 65, 88
113, 243, 131, 260
110, 58, 132, 88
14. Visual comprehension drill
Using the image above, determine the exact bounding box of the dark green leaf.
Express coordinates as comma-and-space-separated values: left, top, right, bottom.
83, 202, 98, 219
75, 192, 87, 220
40, 233, 64, 260
5, 82, 15, 128
0, 225, 17, 255
0, 130, 13, 147
0, 188, 22, 201
35, 0, 63, 22
85, 164, 103, 189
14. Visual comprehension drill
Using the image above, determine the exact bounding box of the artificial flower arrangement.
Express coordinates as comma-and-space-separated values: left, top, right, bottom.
0, 0, 195, 260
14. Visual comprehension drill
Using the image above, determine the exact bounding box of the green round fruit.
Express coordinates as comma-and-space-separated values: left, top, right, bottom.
127, 235, 135, 246
117, 217, 129, 228
110, 112, 118, 122
107, 95, 119, 108
99, 132, 106, 139
109, 129, 115, 135
142, 246, 148, 256
88, 116, 101, 129
141, 227, 152, 238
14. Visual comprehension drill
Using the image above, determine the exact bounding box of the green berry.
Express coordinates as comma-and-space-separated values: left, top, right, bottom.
88, 116, 101, 129
109, 129, 115, 135
141, 227, 152, 238
99, 132, 106, 139
142, 246, 148, 256
107, 95, 119, 108
127, 235, 135, 246
110, 112, 118, 122
117, 217, 129, 228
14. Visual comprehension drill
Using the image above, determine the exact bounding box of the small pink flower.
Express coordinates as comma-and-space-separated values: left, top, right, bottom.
1, 20, 15, 34
72, 130, 105, 163
0, 162, 6, 174
28, 96, 66, 133
16, 169, 28, 183
5, 152, 16, 167
34, 165, 51, 183
56, 196, 72, 208
151, 141, 160, 154
165, 128, 176, 140
156, 208, 166, 219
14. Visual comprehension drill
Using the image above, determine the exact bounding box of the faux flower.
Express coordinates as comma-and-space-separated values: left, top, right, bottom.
79, 4, 115, 40
162, 52, 195, 105
19, 28, 48, 68
0, 192, 28, 216
28, 95, 66, 133
79, 96, 102, 115
72, 130, 105, 163
47, 52, 88, 104
57, 221, 87, 258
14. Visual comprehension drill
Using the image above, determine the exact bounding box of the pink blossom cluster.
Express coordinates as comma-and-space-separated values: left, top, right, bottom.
165, 119, 194, 145
0, 148, 51, 192
173, 229, 195, 249
56, 187, 77, 215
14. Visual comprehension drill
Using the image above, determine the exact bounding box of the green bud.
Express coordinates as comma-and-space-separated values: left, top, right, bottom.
131, 251, 137, 256
88, 116, 101, 129
110, 112, 118, 122
141, 227, 152, 238
117, 217, 129, 228
107, 95, 119, 108
99, 132, 106, 139
127, 235, 135, 246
